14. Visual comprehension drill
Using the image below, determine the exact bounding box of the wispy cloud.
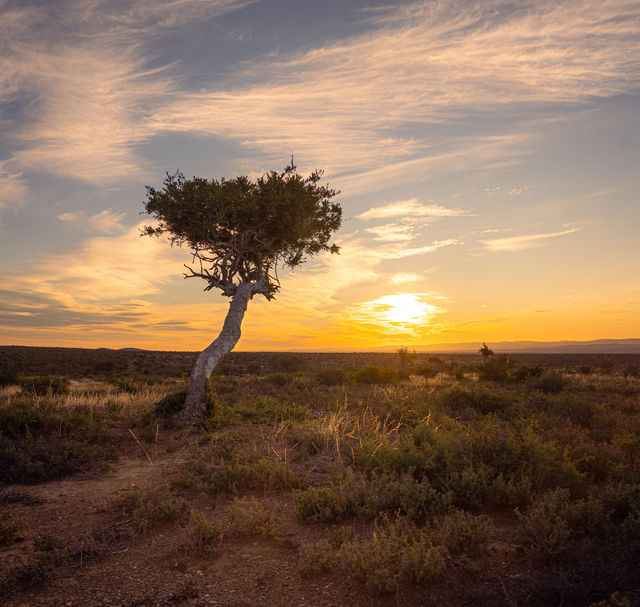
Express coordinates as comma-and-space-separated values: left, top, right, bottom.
5, 0, 637, 191
57, 208, 127, 235
390, 273, 423, 284
389, 239, 460, 258
0, 222, 182, 312
364, 221, 416, 242
0, 0, 255, 185
358, 199, 470, 221
149, 0, 640, 178
0, 163, 27, 221
480, 228, 582, 252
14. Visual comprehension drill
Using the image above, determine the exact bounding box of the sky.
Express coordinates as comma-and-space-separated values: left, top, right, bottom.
1, 0, 639, 351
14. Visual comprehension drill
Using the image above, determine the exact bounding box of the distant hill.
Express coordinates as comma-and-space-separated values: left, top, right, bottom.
407, 338, 640, 354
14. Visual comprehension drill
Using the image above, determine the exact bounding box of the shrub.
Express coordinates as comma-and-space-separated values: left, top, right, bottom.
265, 372, 289, 387
434, 510, 493, 558
298, 540, 333, 577
228, 497, 283, 538
534, 371, 566, 394
517, 489, 606, 558
415, 365, 436, 378
477, 356, 513, 382
271, 354, 304, 373
340, 517, 444, 594
19, 375, 70, 396
353, 366, 398, 385
513, 364, 543, 382
0, 533, 66, 593
440, 385, 508, 415
188, 510, 223, 550
116, 484, 188, 533
153, 388, 187, 418
316, 367, 348, 386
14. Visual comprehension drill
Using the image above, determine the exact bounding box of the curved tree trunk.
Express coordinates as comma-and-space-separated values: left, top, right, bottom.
177, 283, 254, 425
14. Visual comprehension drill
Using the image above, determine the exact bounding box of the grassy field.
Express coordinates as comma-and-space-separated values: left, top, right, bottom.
1, 347, 639, 606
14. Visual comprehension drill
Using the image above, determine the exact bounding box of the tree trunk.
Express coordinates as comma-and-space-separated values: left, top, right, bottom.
177, 283, 254, 425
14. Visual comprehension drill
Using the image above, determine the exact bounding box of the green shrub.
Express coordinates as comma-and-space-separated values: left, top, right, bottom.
434, 510, 493, 558
588, 593, 631, 607
353, 366, 398, 385
477, 356, 513, 382
340, 517, 444, 594
316, 367, 348, 385
298, 540, 333, 577
265, 372, 289, 387
228, 497, 283, 538
440, 385, 508, 415
415, 365, 436, 378
116, 484, 188, 532
19, 376, 70, 396
188, 510, 223, 550
517, 489, 606, 558
513, 364, 543, 382
153, 388, 187, 418
534, 371, 566, 394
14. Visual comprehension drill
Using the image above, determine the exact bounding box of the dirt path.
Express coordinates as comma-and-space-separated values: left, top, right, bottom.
2, 449, 410, 607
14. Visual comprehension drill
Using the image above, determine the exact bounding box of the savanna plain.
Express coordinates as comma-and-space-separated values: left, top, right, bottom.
1, 347, 640, 607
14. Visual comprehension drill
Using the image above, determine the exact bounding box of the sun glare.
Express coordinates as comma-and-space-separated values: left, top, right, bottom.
366, 293, 441, 325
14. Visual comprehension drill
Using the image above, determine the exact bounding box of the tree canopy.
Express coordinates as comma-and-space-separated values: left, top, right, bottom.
142, 162, 342, 299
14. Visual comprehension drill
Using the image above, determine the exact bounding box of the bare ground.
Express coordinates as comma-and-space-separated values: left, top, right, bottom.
2, 436, 518, 607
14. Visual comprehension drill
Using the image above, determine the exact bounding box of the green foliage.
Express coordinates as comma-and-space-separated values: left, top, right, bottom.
477, 355, 513, 382
352, 366, 399, 385
588, 593, 632, 607
517, 488, 606, 558
142, 163, 342, 298
265, 372, 289, 387
478, 343, 494, 357
0, 533, 66, 593
298, 540, 333, 577
434, 510, 493, 558
296, 471, 443, 523
316, 367, 348, 385
340, 517, 444, 594
395, 346, 417, 369
533, 370, 566, 394
188, 510, 223, 550
228, 497, 284, 538
116, 484, 188, 533
440, 385, 509, 415
153, 388, 188, 418
19, 375, 70, 396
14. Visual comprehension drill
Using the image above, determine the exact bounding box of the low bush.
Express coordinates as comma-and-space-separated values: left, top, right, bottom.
477, 356, 513, 382
352, 366, 399, 385
116, 484, 188, 533
440, 385, 509, 415
340, 517, 444, 594
19, 376, 70, 396
534, 370, 566, 394
316, 367, 348, 385
188, 510, 223, 551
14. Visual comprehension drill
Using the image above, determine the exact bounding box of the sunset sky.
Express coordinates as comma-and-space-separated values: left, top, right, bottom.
1, 0, 639, 351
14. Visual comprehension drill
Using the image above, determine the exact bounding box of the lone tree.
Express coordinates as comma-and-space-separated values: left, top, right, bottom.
478, 342, 494, 358
142, 162, 342, 424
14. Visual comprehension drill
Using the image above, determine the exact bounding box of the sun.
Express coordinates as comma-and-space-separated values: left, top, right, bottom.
371, 294, 440, 325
